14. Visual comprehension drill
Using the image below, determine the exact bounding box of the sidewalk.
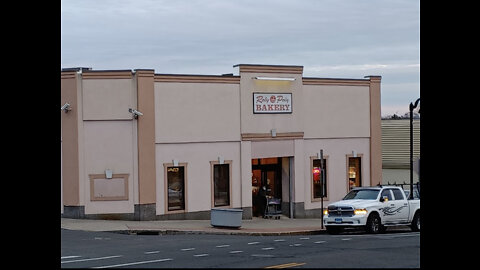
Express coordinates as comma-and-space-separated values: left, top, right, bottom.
61, 216, 326, 236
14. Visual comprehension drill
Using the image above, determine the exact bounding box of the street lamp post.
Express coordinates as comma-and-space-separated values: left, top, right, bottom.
409, 98, 420, 200
319, 149, 325, 229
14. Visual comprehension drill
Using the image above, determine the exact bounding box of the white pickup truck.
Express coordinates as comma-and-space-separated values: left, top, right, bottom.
323, 186, 420, 234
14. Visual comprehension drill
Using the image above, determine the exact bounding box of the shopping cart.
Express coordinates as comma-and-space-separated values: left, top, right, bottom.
264, 196, 282, 219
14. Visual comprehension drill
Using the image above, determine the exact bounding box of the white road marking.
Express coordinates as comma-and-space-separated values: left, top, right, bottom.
299, 237, 310, 240
61, 255, 123, 264
248, 241, 260, 245
194, 254, 209, 257
342, 238, 352, 241
274, 239, 285, 242
262, 247, 275, 250
229, 250, 244, 254
92, 258, 172, 268
61, 256, 81, 259
216, 244, 230, 248
181, 248, 196, 251
144, 251, 160, 254
289, 243, 302, 247
314, 241, 326, 244
251, 254, 274, 257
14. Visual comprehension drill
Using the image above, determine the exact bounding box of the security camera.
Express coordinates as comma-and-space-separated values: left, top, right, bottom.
128, 108, 143, 119
61, 103, 71, 112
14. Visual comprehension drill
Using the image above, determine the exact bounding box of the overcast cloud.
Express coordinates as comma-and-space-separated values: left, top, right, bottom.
61, 0, 419, 116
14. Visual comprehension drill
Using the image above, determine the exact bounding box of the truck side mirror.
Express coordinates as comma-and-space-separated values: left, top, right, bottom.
380, 196, 388, 202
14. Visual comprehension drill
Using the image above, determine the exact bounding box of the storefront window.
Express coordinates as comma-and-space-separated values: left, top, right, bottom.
312, 158, 327, 198
348, 157, 362, 191
213, 164, 230, 207
167, 166, 185, 211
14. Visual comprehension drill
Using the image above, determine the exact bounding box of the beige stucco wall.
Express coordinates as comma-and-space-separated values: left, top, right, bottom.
83, 120, 136, 214
240, 141, 253, 209
82, 79, 135, 120
302, 138, 370, 210
154, 82, 240, 143
251, 140, 294, 159
61, 127, 63, 214
80, 75, 138, 215
155, 142, 241, 215
61, 73, 81, 207
136, 70, 157, 205
303, 85, 370, 138
293, 139, 305, 204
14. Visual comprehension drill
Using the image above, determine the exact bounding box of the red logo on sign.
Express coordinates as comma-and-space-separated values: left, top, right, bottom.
270, 95, 276, 103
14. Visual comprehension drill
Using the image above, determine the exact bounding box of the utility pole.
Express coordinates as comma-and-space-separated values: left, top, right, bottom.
319, 149, 325, 229
409, 98, 420, 200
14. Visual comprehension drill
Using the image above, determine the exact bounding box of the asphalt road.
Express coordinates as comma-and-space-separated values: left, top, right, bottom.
61, 229, 420, 268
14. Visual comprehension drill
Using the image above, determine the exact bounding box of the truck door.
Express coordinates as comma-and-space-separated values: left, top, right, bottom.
391, 188, 409, 223
379, 189, 397, 224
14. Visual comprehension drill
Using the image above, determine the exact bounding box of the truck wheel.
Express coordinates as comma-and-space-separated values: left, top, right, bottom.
411, 211, 420, 232
326, 226, 342, 235
366, 213, 384, 234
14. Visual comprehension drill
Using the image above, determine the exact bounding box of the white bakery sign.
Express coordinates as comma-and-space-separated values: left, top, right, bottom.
253, 93, 292, 114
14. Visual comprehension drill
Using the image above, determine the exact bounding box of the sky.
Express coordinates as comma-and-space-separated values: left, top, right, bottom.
61, 0, 420, 117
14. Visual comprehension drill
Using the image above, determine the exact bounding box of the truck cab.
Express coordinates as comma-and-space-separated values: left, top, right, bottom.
324, 186, 420, 234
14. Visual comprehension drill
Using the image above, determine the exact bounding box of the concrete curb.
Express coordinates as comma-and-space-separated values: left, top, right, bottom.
101, 228, 327, 236
60, 218, 328, 236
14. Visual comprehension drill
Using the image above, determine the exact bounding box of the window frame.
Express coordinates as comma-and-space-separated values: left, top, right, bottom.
391, 188, 405, 200
310, 155, 329, 202
210, 160, 233, 208
163, 162, 188, 214
380, 189, 393, 201
89, 173, 129, 201
346, 154, 364, 192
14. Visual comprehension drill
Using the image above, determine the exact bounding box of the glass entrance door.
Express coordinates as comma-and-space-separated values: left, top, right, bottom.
252, 158, 282, 217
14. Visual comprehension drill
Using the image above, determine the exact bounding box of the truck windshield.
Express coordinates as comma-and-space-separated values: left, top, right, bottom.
343, 189, 379, 200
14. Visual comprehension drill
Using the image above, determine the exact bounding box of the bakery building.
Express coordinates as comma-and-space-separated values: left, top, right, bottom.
61, 64, 382, 220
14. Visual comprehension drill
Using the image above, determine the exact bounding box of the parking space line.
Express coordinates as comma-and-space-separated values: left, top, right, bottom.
144, 251, 160, 254
216, 244, 230, 248
92, 258, 172, 268
61, 256, 81, 260
61, 255, 123, 264
194, 254, 209, 257
248, 241, 260, 245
